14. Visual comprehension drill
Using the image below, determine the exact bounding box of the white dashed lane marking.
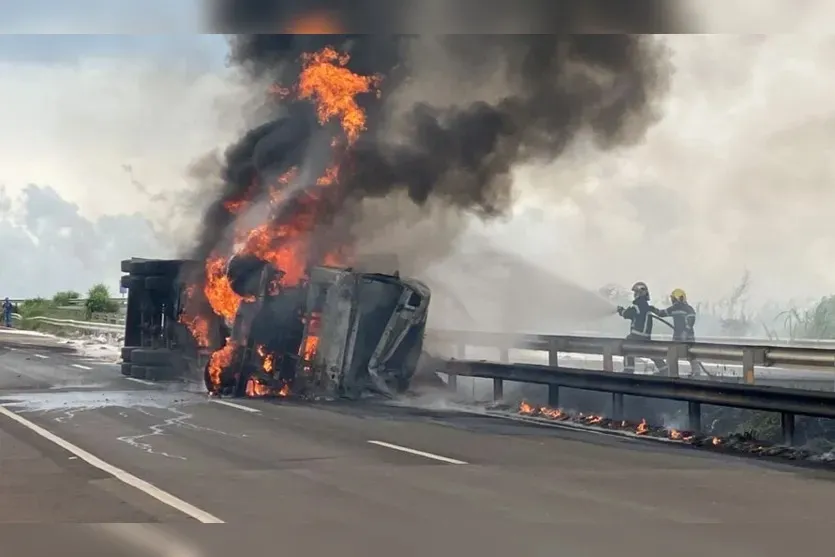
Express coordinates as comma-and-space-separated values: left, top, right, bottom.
211, 400, 261, 414
0, 405, 224, 523
33, 354, 49, 359
367, 440, 468, 465
71, 364, 93, 370
124, 377, 157, 387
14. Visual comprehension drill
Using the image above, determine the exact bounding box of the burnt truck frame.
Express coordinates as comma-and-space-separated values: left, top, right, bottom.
118, 257, 432, 398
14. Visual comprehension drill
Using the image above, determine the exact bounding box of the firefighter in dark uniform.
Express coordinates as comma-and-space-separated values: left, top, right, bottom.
617, 282, 668, 374
657, 288, 696, 341
656, 288, 707, 376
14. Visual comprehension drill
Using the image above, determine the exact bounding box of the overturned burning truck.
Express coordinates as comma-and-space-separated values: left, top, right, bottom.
119, 254, 432, 400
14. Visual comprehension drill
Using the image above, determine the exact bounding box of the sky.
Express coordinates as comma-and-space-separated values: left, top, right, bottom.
3, 5, 835, 316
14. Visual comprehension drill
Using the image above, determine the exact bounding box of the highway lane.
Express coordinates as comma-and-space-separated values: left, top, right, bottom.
1, 330, 834, 555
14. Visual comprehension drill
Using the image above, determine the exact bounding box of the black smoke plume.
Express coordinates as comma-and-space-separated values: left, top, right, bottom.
192, 4, 682, 271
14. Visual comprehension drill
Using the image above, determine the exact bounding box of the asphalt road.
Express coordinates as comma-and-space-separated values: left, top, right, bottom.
0, 330, 833, 556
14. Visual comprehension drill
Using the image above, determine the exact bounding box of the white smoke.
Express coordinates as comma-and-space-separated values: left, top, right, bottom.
466, 30, 835, 310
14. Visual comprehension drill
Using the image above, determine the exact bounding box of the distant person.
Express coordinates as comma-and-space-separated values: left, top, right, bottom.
656, 288, 708, 376
617, 282, 668, 374
3, 297, 13, 328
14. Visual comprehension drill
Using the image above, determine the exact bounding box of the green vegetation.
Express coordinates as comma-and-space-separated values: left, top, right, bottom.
84, 284, 120, 317
13, 284, 123, 331
51, 290, 81, 307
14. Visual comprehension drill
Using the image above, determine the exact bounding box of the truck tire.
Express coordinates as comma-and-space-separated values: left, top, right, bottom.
120, 362, 132, 376
144, 275, 172, 292
126, 259, 185, 277
121, 346, 138, 362
144, 366, 179, 382
130, 365, 148, 379
130, 348, 179, 367
120, 275, 144, 290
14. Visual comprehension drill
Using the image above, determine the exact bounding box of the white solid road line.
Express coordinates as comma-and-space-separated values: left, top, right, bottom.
125, 377, 157, 386
211, 399, 261, 413
0, 405, 224, 523
71, 363, 93, 370
33, 354, 49, 359
367, 440, 468, 465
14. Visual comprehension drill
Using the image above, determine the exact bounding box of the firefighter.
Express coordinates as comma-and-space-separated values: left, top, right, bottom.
657, 288, 696, 342
656, 288, 708, 376
617, 282, 668, 374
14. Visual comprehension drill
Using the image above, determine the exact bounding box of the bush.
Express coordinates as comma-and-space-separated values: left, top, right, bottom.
52, 290, 81, 306
85, 284, 119, 317
19, 297, 52, 318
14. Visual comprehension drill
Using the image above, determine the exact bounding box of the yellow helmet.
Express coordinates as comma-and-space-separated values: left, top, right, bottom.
670, 288, 687, 303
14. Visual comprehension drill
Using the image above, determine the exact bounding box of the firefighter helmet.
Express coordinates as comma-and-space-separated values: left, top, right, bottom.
670, 288, 687, 303
631, 281, 649, 299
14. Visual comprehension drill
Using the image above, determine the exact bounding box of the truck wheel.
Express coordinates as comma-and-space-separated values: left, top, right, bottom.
144, 275, 173, 292
120, 346, 138, 362
130, 365, 148, 379
120, 275, 144, 290
126, 259, 185, 277
131, 348, 179, 367
144, 366, 178, 382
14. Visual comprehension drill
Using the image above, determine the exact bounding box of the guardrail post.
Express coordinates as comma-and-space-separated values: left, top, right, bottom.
448, 373, 458, 393
548, 339, 559, 367
688, 402, 701, 432
781, 413, 795, 446
547, 340, 560, 406
666, 345, 680, 377
603, 344, 615, 373
612, 393, 624, 421
741, 348, 766, 384
493, 347, 509, 401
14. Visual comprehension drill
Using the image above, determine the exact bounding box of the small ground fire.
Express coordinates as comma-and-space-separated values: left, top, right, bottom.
514, 400, 835, 464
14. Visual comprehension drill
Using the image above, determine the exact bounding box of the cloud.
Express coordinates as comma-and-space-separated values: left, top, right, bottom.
0, 184, 166, 298
0, 38, 251, 249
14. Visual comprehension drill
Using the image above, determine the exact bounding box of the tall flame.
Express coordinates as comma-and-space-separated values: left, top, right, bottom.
197, 46, 381, 395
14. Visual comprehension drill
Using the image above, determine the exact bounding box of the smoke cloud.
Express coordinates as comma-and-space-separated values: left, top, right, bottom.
192, 12, 681, 276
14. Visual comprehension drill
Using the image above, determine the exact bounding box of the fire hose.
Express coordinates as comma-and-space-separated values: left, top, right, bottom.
649, 313, 714, 377
612, 308, 714, 378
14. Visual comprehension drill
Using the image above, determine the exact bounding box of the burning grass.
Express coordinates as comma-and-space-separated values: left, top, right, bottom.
505, 401, 835, 465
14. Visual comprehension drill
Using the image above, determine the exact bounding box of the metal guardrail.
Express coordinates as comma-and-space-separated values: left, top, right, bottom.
440, 358, 835, 445
10, 314, 123, 333
426, 330, 835, 384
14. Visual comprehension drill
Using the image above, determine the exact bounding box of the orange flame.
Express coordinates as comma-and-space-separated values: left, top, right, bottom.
636, 419, 649, 435
208, 341, 236, 392
178, 285, 210, 347
198, 46, 377, 395
298, 47, 382, 145
282, 11, 344, 34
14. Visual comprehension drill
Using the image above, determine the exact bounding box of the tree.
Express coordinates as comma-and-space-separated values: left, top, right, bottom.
85, 284, 119, 316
